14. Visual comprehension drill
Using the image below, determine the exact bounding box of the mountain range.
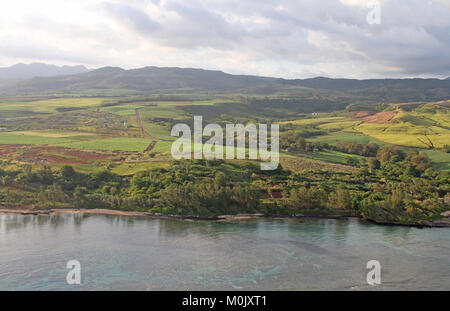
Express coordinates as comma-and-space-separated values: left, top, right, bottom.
0, 64, 449, 103
0, 63, 89, 80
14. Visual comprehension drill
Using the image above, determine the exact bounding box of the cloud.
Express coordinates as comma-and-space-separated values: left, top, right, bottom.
102, 2, 160, 34
0, 0, 449, 78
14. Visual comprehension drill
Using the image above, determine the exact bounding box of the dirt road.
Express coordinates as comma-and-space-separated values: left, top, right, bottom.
135, 108, 159, 151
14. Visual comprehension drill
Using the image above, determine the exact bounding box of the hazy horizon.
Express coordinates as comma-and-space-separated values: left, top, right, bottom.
1, 61, 450, 81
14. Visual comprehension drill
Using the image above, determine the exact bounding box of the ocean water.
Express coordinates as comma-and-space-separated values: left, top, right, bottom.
0, 213, 449, 290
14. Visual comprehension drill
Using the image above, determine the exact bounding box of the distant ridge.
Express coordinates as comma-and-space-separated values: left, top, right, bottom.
0, 63, 89, 80
3, 66, 278, 94
1, 65, 449, 103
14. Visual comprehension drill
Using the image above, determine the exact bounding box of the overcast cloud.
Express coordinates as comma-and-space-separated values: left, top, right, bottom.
0, 0, 449, 78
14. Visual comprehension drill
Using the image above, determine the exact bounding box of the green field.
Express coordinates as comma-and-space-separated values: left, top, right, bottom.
190, 99, 235, 106
0, 132, 75, 145
0, 95, 449, 173
142, 122, 175, 140
11, 130, 95, 138
307, 132, 384, 145
0, 132, 152, 152
424, 150, 450, 171
58, 137, 152, 152
0, 98, 107, 114
299, 150, 365, 165
150, 141, 173, 153
282, 116, 345, 126
138, 103, 186, 119
100, 105, 144, 116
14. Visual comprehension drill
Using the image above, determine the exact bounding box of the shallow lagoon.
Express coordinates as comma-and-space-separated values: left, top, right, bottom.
1, 213, 449, 290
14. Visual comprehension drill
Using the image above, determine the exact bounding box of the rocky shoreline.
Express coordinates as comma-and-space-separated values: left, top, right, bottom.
0, 206, 449, 227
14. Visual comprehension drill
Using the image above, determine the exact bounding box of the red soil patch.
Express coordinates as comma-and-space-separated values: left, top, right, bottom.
352, 110, 398, 124
0, 145, 18, 155
352, 110, 377, 119
20, 146, 112, 165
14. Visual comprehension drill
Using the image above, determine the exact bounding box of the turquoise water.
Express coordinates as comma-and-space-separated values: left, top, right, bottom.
0, 213, 449, 290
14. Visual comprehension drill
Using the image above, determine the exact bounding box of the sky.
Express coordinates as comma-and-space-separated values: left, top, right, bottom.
0, 0, 449, 79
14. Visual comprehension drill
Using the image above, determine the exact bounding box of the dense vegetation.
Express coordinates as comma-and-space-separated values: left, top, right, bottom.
1, 145, 448, 225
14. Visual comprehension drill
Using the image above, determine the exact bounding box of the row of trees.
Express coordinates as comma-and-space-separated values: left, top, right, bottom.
332, 142, 379, 157
286, 184, 355, 212
280, 131, 327, 152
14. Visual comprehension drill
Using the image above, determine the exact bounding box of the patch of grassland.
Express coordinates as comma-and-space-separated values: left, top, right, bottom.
12, 130, 95, 138
111, 157, 172, 175
150, 141, 173, 153
0, 132, 75, 145
355, 110, 450, 148
142, 122, 175, 140
281, 116, 345, 126
357, 123, 450, 148
0, 98, 106, 114
307, 132, 385, 146
279, 156, 356, 173
423, 150, 450, 171
317, 120, 360, 132
139, 104, 186, 119
100, 105, 144, 116
298, 150, 365, 165
190, 99, 235, 106
57, 137, 152, 152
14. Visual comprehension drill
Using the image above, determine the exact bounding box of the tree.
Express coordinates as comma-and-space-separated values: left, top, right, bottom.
328, 185, 352, 210
214, 172, 228, 187
39, 184, 68, 208
73, 186, 88, 206
404, 150, 430, 173
36, 166, 54, 184
346, 156, 359, 166
60, 165, 76, 179
355, 167, 370, 179
377, 146, 405, 163
368, 157, 380, 172
289, 186, 327, 210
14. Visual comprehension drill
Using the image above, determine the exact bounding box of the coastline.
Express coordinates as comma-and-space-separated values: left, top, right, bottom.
0, 207, 262, 221
1, 206, 449, 227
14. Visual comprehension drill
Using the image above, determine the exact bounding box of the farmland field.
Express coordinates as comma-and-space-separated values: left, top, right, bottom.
58, 137, 152, 152
282, 116, 345, 126
298, 150, 365, 165
150, 141, 173, 153
138, 103, 186, 119
355, 110, 450, 149
0, 97, 107, 114
100, 105, 144, 116
307, 132, 384, 145
424, 150, 450, 171
0, 95, 449, 174
11, 130, 96, 138
0, 132, 75, 145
